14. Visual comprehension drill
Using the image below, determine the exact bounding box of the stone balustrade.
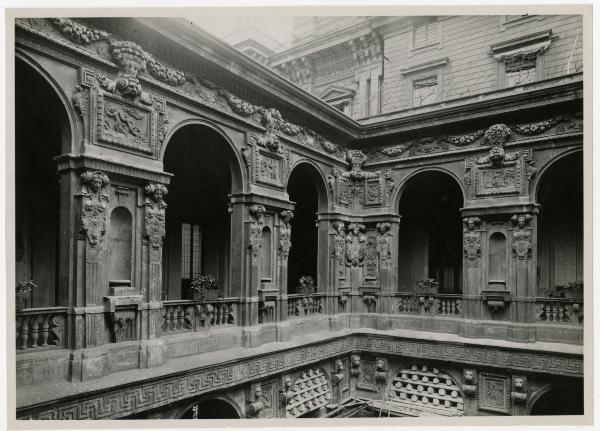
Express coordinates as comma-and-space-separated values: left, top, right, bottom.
16, 307, 67, 350
161, 298, 239, 333
534, 297, 583, 325
394, 293, 463, 316
287, 294, 325, 318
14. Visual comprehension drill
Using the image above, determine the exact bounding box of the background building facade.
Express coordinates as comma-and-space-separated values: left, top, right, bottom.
13, 14, 584, 420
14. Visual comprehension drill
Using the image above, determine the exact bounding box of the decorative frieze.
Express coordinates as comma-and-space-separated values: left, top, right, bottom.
144, 183, 168, 250
80, 170, 110, 248
462, 217, 482, 261
370, 113, 582, 162
248, 205, 266, 257
18, 334, 583, 419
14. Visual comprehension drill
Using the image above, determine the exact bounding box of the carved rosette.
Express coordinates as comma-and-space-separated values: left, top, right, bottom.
463, 217, 482, 261
376, 222, 393, 269
345, 223, 366, 267
279, 210, 294, 260
511, 214, 533, 261
79, 170, 110, 248
249, 205, 266, 257
144, 183, 168, 250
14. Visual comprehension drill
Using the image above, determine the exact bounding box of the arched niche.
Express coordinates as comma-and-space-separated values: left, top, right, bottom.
396, 170, 464, 294
15, 57, 72, 307
286, 162, 325, 293
536, 151, 583, 297
488, 232, 507, 290
162, 124, 242, 300
109, 207, 133, 286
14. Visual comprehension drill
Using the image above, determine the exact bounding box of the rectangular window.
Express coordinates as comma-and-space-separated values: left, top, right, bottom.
413, 75, 438, 107
505, 56, 537, 87
413, 17, 440, 49
181, 223, 201, 280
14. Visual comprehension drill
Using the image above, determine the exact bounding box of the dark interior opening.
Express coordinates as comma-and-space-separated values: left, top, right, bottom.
530, 385, 583, 415
181, 398, 240, 419
397, 171, 464, 294
287, 164, 319, 294
163, 126, 234, 300
15, 58, 66, 307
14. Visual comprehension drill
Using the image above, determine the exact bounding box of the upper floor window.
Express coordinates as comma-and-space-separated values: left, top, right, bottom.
413, 16, 440, 49
181, 222, 201, 281
413, 75, 438, 107
491, 30, 553, 89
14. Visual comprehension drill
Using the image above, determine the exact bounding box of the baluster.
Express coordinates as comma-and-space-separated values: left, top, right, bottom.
558, 304, 565, 322
40, 314, 50, 347
177, 306, 185, 329
30, 315, 39, 348
551, 305, 559, 322
545, 304, 551, 321
169, 306, 176, 332
166, 307, 172, 331
19, 316, 30, 349
217, 304, 224, 325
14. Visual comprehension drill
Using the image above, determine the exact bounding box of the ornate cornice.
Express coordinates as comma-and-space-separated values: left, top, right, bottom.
17, 332, 583, 419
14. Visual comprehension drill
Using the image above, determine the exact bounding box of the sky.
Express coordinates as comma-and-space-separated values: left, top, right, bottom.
191, 15, 297, 50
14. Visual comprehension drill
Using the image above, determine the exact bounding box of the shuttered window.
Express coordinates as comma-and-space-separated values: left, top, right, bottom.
413, 17, 440, 49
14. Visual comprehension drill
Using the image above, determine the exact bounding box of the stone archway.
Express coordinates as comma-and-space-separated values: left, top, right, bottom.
162, 124, 242, 300
286, 163, 324, 293
529, 384, 583, 415
396, 171, 464, 294
536, 151, 583, 300
15, 57, 71, 308
180, 397, 241, 419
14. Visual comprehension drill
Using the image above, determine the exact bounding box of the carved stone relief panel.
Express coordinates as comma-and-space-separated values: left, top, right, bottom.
76, 67, 168, 159
364, 235, 378, 280
249, 139, 290, 189
478, 372, 510, 414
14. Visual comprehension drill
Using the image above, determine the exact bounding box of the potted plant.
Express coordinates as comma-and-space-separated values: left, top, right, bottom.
414, 278, 439, 296
189, 275, 221, 301
565, 280, 583, 300
298, 275, 316, 295
16, 280, 36, 312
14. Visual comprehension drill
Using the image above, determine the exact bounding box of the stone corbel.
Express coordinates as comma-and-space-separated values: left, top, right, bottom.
462, 369, 477, 396
279, 376, 294, 408
374, 358, 388, 383
363, 294, 377, 312
511, 375, 528, 405
245, 384, 268, 417
482, 290, 511, 316
332, 359, 345, 385
350, 354, 361, 377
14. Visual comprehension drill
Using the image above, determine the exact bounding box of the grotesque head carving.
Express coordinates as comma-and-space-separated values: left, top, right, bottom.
335, 359, 344, 374
351, 355, 361, 368
463, 369, 475, 383
463, 217, 481, 231
511, 214, 532, 229
376, 359, 386, 371
254, 384, 263, 399
514, 377, 525, 390
145, 183, 168, 204
346, 150, 367, 171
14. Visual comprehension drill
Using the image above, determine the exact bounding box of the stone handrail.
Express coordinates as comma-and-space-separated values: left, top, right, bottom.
394, 293, 462, 316
534, 297, 583, 325
287, 293, 326, 318
16, 306, 67, 351
161, 298, 239, 333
